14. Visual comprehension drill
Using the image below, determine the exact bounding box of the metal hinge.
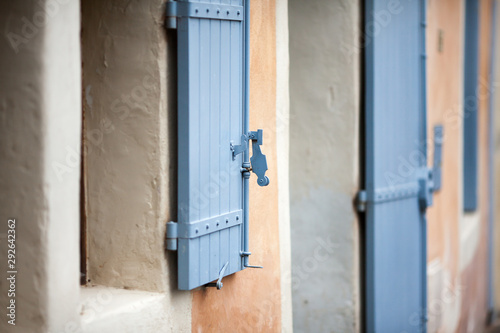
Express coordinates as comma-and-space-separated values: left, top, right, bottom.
418, 167, 434, 211
355, 182, 420, 213
166, 210, 243, 251
355, 190, 367, 212
231, 129, 270, 187
355, 170, 435, 213
166, 221, 178, 251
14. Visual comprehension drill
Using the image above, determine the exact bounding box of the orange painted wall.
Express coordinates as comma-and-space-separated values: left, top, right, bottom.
426, 0, 463, 330
458, 0, 493, 331
427, 0, 496, 331
191, 1, 282, 332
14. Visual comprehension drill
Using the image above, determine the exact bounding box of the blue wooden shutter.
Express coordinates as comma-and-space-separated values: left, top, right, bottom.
167, 0, 246, 290
463, 0, 480, 211
363, 0, 430, 331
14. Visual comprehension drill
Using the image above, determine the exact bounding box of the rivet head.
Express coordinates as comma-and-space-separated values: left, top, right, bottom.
227, 10, 230, 14
217, 9, 220, 14
237, 10, 240, 15
195, 8, 199, 13
206, 224, 209, 229
195, 228, 199, 233
226, 219, 229, 224
216, 221, 220, 226
236, 216, 239, 221
207, 8, 210, 13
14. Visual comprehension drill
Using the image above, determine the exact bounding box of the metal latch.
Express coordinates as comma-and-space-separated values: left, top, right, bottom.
205, 262, 229, 289
231, 129, 270, 187
432, 125, 443, 191
419, 125, 444, 210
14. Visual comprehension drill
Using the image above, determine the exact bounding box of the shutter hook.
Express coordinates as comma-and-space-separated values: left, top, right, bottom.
205, 261, 229, 290
240, 251, 263, 269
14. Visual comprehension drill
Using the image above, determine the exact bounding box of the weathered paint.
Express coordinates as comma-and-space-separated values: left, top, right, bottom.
426, 0, 464, 330
191, 0, 282, 331
288, 0, 361, 331
458, 0, 493, 330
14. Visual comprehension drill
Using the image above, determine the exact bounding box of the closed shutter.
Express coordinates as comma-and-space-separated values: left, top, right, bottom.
166, 0, 267, 291
363, 0, 431, 331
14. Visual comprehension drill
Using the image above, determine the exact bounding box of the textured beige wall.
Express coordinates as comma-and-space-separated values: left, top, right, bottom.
82, 0, 173, 292
288, 0, 361, 331
276, 0, 293, 331
0, 1, 82, 332
81, 0, 191, 330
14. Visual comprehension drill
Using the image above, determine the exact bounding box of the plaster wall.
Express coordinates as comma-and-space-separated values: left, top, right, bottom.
81, 0, 191, 331
288, 0, 361, 331
276, 0, 293, 331
0, 0, 81, 332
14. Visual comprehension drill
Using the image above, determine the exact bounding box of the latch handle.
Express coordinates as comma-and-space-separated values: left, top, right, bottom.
230, 129, 270, 186
249, 130, 270, 187
205, 261, 229, 290
432, 125, 443, 191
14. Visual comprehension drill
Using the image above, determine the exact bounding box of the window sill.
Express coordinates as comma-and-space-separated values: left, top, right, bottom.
80, 285, 169, 333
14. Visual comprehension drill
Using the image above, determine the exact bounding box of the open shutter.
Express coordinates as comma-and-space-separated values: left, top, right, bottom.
165, 0, 267, 291
362, 0, 432, 331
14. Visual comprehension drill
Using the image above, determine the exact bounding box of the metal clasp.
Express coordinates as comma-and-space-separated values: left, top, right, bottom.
205, 262, 229, 290
230, 129, 270, 187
